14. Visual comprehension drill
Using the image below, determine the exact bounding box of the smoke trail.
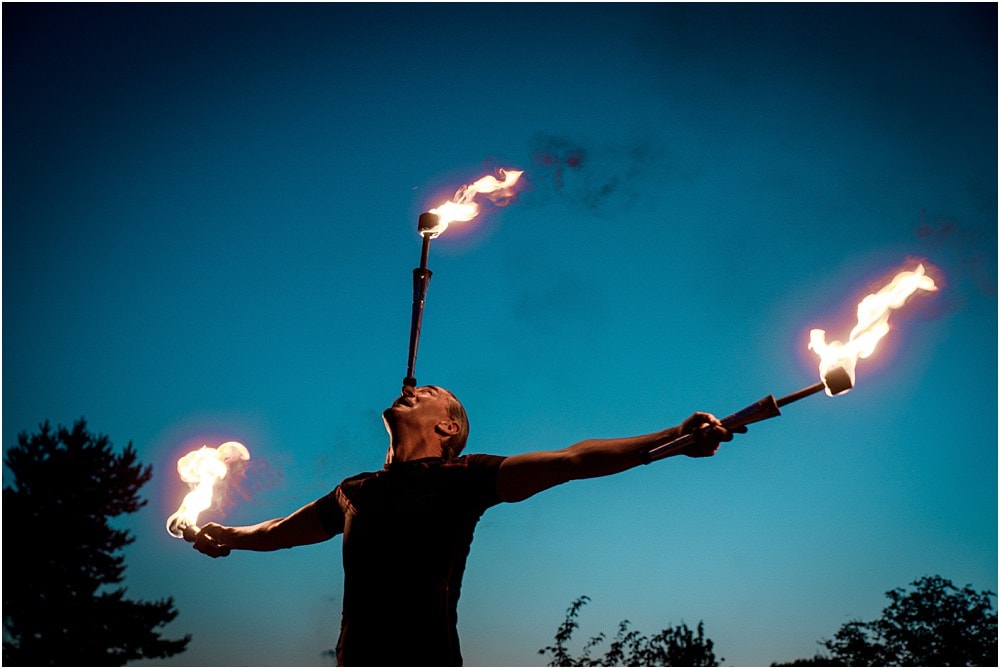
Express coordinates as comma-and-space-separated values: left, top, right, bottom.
526, 133, 661, 216
227, 454, 282, 506
915, 209, 997, 299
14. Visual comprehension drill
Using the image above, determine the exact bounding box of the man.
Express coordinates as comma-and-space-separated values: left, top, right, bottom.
193, 384, 742, 666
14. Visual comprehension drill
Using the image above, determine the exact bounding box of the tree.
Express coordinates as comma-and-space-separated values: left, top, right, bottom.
773, 575, 997, 666
3, 419, 190, 665
539, 595, 722, 666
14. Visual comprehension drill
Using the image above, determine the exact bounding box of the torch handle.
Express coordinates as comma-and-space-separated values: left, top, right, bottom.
404, 266, 433, 388
643, 395, 781, 464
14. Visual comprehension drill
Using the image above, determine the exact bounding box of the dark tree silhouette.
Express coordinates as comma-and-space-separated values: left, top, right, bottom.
773, 575, 997, 666
3, 419, 190, 665
539, 595, 721, 666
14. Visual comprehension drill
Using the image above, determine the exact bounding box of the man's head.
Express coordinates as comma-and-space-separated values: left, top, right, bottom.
383, 385, 470, 459
439, 388, 469, 458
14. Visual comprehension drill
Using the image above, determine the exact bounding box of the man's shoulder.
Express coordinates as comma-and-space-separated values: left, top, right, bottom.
451, 453, 506, 469
339, 468, 381, 487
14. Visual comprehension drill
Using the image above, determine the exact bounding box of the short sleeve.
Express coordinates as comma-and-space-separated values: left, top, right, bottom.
462, 453, 507, 509
314, 486, 346, 536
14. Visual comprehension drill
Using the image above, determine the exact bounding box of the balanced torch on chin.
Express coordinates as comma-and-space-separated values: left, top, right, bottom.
403, 212, 440, 390
401, 168, 525, 390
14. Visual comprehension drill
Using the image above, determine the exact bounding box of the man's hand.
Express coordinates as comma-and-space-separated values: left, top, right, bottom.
192, 523, 231, 558
678, 411, 747, 457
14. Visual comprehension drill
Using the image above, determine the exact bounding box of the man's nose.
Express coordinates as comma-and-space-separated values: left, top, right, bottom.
401, 385, 416, 398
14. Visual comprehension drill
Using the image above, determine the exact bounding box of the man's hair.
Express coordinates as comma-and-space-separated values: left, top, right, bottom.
440, 388, 470, 459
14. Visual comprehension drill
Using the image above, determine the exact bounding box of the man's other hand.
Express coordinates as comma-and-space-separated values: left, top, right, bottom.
679, 412, 747, 457
193, 524, 231, 558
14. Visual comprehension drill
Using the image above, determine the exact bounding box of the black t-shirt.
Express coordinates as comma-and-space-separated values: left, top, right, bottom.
315, 454, 506, 666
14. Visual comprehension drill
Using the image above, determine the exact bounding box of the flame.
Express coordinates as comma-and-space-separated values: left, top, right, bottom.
425, 168, 524, 237
808, 263, 937, 395
166, 441, 250, 538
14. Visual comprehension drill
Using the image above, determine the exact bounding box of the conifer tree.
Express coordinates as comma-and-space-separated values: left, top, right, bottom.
3, 419, 190, 665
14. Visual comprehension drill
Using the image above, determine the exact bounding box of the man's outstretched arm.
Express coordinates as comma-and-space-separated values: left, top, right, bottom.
496, 412, 741, 503
192, 499, 340, 558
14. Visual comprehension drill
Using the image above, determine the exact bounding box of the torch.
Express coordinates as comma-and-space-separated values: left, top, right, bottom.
402, 168, 524, 389
166, 440, 249, 557
643, 263, 937, 462
402, 212, 441, 389
643, 367, 853, 462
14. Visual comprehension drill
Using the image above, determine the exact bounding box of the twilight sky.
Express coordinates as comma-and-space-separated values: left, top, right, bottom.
3, 3, 997, 666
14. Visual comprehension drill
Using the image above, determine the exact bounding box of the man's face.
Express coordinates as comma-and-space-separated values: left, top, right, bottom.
383, 385, 455, 433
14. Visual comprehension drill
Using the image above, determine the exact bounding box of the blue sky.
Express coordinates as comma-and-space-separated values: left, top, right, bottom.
3, 3, 996, 666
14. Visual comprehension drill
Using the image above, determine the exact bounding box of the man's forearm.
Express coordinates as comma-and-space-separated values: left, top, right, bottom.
497, 412, 731, 503
497, 424, 686, 502
203, 501, 333, 552
212, 518, 293, 551
562, 426, 685, 479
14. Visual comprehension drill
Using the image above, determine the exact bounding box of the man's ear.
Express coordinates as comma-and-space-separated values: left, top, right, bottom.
435, 420, 459, 438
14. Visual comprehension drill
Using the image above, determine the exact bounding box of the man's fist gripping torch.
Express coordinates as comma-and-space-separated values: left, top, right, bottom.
181, 524, 230, 558
642, 367, 853, 464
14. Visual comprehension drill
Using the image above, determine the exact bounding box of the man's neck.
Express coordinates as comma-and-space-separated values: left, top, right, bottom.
386, 436, 443, 464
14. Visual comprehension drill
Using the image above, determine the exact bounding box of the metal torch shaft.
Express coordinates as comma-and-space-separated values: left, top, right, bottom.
419, 231, 431, 271
775, 381, 826, 407
776, 367, 852, 406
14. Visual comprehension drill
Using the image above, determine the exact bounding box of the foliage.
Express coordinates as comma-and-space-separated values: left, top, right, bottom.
539, 595, 721, 666
771, 655, 845, 666
772, 575, 997, 666
3, 419, 190, 665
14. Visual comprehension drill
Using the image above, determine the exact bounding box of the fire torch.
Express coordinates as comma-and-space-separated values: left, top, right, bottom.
403, 212, 441, 389
166, 441, 249, 558
642, 263, 937, 463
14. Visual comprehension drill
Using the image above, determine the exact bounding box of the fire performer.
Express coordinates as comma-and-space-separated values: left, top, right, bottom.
190, 384, 743, 666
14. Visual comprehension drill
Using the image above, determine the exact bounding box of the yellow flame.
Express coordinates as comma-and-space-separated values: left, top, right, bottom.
166, 441, 250, 538
808, 263, 937, 395
425, 168, 524, 237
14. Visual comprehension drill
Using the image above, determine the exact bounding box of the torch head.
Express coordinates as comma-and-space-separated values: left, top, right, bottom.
823, 366, 854, 395
418, 212, 441, 238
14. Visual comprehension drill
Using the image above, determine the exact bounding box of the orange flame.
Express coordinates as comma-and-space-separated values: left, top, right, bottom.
166, 441, 249, 538
809, 263, 937, 395
424, 168, 524, 237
